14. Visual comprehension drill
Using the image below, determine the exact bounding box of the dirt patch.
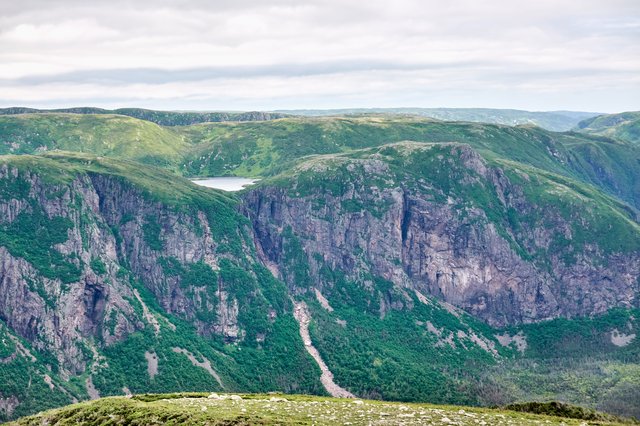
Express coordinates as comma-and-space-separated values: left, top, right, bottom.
43, 374, 55, 390
438, 300, 461, 317
172, 348, 224, 389
0, 396, 19, 418
414, 290, 431, 305
145, 351, 158, 379
293, 302, 355, 398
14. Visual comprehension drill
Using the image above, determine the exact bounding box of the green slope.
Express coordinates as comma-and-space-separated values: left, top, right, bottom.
575, 111, 640, 144
178, 116, 640, 209
0, 113, 188, 169
0, 152, 522, 418
1, 113, 638, 209
1, 115, 640, 420
0, 153, 324, 420
247, 142, 640, 416
9, 394, 634, 426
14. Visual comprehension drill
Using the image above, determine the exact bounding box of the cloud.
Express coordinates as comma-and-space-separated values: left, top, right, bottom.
0, 0, 638, 111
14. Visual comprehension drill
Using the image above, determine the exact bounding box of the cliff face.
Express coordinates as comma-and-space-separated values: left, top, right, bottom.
0, 168, 141, 375
0, 163, 262, 377
1, 145, 640, 420
244, 143, 640, 326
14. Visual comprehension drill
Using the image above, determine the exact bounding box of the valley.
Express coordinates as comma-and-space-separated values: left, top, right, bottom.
0, 109, 638, 422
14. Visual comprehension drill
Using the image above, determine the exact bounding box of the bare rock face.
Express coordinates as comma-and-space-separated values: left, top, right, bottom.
0, 167, 246, 375
244, 143, 640, 326
0, 171, 143, 374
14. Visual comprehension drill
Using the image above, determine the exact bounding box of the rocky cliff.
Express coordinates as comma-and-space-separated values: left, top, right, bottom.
244, 142, 640, 326
1, 143, 639, 420
0, 154, 322, 420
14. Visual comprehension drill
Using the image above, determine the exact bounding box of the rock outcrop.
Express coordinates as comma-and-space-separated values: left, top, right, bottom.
244, 143, 640, 326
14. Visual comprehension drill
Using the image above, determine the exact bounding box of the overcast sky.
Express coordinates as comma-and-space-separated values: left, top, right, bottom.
0, 0, 638, 112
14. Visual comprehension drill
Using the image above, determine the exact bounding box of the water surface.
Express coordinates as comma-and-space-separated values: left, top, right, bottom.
191, 177, 259, 192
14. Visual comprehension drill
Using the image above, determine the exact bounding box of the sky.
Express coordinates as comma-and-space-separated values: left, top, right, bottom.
0, 0, 638, 112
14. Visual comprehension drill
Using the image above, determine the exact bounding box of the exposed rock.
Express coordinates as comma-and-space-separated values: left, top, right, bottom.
244, 144, 640, 326
610, 329, 636, 347
495, 332, 528, 353
293, 302, 355, 398
171, 347, 224, 388
314, 289, 334, 312
145, 351, 158, 379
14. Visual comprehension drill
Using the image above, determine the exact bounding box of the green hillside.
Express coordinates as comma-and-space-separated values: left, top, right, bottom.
1, 113, 638, 208
0, 114, 187, 169
179, 116, 640, 209
9, 393, 635, 425
575, 112, 640, 144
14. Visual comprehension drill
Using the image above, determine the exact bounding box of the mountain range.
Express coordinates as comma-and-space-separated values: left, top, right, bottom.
0, 107, 639, 422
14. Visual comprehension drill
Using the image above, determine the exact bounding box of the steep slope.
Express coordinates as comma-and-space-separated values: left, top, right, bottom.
1, 116, 640, 420
575, 111, 640, 144
0, 152, 324, 420
0, 151, 518, 420
241, 141, 640, 413
245, 141, 640, 326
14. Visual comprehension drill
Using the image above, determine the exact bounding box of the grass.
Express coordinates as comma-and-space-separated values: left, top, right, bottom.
576, 111, 640, 144
9, 393, 635, 425
0, 113, 188, 170
2, 112, 639, 209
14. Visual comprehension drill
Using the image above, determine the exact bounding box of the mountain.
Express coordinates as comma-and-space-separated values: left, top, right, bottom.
0, 111, 639, 421
0, 107, 600, 131
275, 108, 600, 131
0, 107, 288, 126
0, 113, 187, 170
0, 153, 324, 419
575, 111, 640, 144
3, 113, 639, 210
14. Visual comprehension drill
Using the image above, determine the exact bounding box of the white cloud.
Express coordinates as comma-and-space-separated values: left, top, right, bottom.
0, 0, 638, 111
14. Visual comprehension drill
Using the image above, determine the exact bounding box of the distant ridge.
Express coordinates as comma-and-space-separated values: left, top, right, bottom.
575, 111, 640, 144
0, 107, 289, 126
275, 107, 600, 131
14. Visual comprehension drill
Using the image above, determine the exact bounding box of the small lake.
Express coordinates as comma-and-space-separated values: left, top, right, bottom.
190, 177, 259, 192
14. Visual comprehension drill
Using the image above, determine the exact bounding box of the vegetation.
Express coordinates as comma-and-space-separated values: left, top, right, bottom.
503, 401, 637, 423
0, 205, 81, 284
278, 107, 598, 131
575, 111, 640, 144
1, 112, 639, 209
10, 393, 633, 425
1, 111, 640, 422
0, 107, 288, 126
0, 322, 78, 422
0, 114, 187, 170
